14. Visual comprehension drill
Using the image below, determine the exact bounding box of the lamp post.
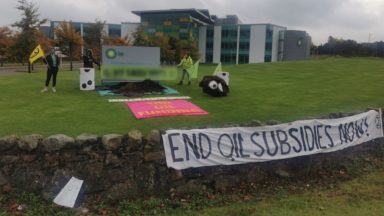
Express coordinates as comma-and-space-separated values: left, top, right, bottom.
69, 20, 73, 71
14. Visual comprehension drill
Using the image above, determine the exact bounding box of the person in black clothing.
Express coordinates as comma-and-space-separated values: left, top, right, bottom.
41, 48, 60, 93
83, 49, 99, 68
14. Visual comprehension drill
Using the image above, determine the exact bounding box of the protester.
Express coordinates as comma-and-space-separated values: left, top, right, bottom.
41, 48, 60, 93
83, 49, 99, 68
177, 52, 193, 85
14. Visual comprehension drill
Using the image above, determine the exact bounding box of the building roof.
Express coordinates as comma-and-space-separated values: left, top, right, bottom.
132, 8, 214, 24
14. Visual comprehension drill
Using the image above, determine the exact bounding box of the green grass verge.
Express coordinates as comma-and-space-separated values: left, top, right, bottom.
199, 168, 384, 216
1, 57, 383, 136
1, 164, 383, 215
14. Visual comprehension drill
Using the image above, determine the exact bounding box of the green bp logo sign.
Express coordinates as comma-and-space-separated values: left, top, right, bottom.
106, 48, 117, 59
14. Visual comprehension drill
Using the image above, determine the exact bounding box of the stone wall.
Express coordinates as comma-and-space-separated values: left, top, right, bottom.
0, 111, 383, 203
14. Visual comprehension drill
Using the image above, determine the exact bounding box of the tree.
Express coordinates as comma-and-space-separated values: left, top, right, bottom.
151, 35, 174, 64
83, 19, 106, 64
131, 27, 200, 64
0, 27, 15, 66
168, 36, 181, 64
132, 26, 150, 46
55, 21, 83, 70
181, 37, 200, 62
11, 0, 47, 71
103, 35, 131, 46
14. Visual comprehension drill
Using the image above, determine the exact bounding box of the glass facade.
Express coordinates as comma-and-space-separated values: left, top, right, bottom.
205, 26, 214, 63
71, 22, 82, 33
220, 25, 238, 64
264, 24, 273, 62
238, 25, 250, 64
82, 23, 92, 37
47, 10, 293, 65
108, 24, 121, 38
140, 13, 199, 41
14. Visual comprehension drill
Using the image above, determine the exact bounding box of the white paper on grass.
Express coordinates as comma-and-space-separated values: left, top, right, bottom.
53, 177, 84, 208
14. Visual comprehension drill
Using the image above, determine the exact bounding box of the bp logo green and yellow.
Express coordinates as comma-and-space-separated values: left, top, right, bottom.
106, 48, 117, 59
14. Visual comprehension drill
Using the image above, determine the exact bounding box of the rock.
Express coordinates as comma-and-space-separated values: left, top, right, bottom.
2, 184, 11, 193
42, 134, 75, 152
169, 169, 183, 181
79, 162, 104, 179
127, 130, 143, 152
17, 204, 27, 212
144, 130, 163, 152
123, 152, 143, 166
75, 207, 89, 216
147, 130, 161, 143
0, 135, 18, 152
102, 134, 123, 151
135, 164, 157, 195
76, 162, 107, 193
10, 170, 47, 193
105, 180, 139, 202
0, 155, 19, 164
22, 155, 37, 162
175, 180, 206, 195
0, 172, 8, 186
61, 151, 90, 163
18, 134, 43, 151
50, 169, 74, 194
75, 133, 98, 147
144, 151, 165, 162
275, 169, 291, 178
250, 120, 263, 127
106, 168, 134, 183
266, 120, 281, 125
105, 153, 122, 167
43, 153, 60, 168
329, 112, 345, 119
247, 169, 267, 183
215, 176, 238, 193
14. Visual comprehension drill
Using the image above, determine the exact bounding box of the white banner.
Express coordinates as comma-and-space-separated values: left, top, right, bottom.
162, 110, 383, 170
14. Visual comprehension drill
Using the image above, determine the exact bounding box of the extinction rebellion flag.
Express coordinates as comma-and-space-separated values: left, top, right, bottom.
29, 44, 45, 64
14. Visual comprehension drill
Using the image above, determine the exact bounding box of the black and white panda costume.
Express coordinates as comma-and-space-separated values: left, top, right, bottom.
199, 75, 229, 97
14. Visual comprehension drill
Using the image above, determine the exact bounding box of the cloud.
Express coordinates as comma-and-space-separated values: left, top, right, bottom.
1, 0, 383, 44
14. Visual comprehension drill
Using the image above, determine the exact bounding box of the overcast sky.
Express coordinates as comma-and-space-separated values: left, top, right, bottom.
1, 0, 383, 45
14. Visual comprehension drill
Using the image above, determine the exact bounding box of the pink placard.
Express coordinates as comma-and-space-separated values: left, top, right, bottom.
126, 100, 208, 119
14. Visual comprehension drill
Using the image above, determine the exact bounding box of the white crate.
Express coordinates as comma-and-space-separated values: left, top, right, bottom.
80, 68, 95, 90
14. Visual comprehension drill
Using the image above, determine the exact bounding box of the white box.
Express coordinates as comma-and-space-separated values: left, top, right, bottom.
80, 68, 95, 90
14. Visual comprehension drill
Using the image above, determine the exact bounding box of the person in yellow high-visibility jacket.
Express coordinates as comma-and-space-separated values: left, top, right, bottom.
177, 53, 193, 85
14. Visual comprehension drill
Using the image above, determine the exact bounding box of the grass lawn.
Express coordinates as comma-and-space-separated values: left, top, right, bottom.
1, 57, 383, 137
197, 167, 384, 216
1, 161, 383, 215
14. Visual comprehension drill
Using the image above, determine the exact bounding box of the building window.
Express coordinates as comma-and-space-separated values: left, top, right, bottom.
221, 42, 237, 49
239, 42, 249, 50
238, 54, 249, 64
264, 55, 272, 62
297, 37, 303, 47
240, 29, 250, 38
164, 21, 172, 26
207, 29, 214, 38
206, 54, 213, 63
265, 42, 272, 50
108, 25, 121, 38
206, 42, 213, 49
221, 54, 236, 64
